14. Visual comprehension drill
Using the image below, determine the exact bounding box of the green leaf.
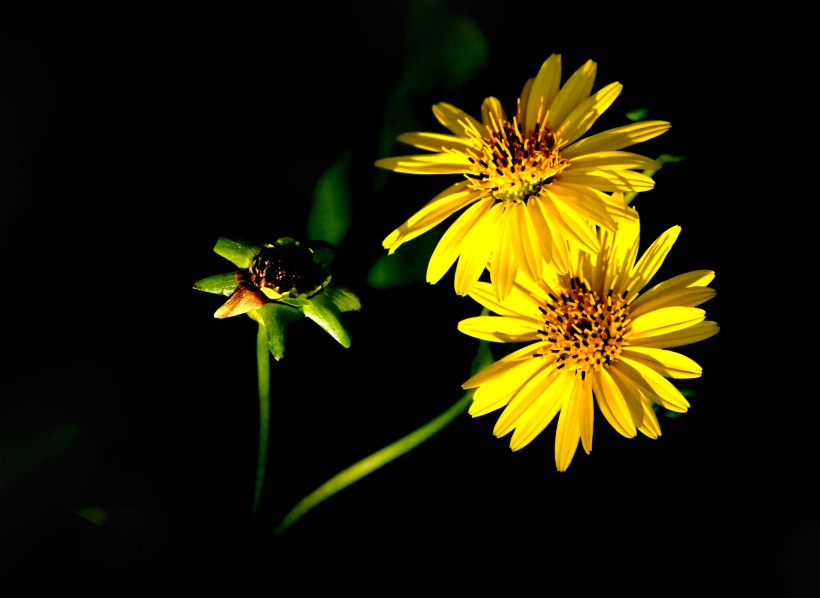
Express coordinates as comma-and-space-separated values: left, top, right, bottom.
213, 237, 260, 269
248, 303, 304, 361
300, 293, 352, 348
366, 230, 441, 289
323, 284, 361, 313
308, 151, 352, 247
193, 272, 239, 296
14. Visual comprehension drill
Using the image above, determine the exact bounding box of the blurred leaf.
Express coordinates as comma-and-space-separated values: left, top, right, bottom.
626, 107, 650, 121
308, 151, 353, 247
193, 272, 239, 296
367, 229, 441, 289
0, 424, 79, 490
376, 2, 488, 176
213, 237, 259, 269
404, 1, 488, 93
75, 505, 108, 527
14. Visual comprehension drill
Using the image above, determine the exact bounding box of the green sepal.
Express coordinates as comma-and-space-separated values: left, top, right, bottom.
193, 272, 240, 296
247, 302, 304, 361
214, 237, 260, 269
298, 292, 352, 349
323, 284, 361, 313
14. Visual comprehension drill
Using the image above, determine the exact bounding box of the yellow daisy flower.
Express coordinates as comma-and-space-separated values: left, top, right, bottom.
376, 53, 670, 300
458, 201, 719, 471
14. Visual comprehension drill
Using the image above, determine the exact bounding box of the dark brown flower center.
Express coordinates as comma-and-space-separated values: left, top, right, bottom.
535, 276, 631, 376
248, 243, 327, 297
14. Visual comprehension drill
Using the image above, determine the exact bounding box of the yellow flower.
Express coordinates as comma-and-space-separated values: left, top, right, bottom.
376, 53, 670, 300
458, 201, 718, 471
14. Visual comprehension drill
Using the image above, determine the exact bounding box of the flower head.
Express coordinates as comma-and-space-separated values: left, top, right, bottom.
457, 199, 718, 471
194, 236, 361, 360
377, 53, 670, 300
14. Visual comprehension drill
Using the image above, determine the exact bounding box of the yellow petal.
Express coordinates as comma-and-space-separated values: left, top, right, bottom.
513, 201, 544, 282
621, 346, 703, 379
629, 287, 716, 321
426, 197, 493, 283
636, 389, 662, 439
470, 384, 514, 417
629, 306, 706, 338
546, 59, 596, 133
456, 315, 539, 343
577, 374, 594, 454
453, 202, 503, 295
396, 131, 477, 153
615, 357, 690, 413
524, 53, 561, 134
481, 96, 507, 128
382, 181, 484, 252
565, 151, 662, 170
628, 321, 719, 349
554, 81, 622, 148
591, 367, 637, 438
462, 342, 546, 388
554, 382, 582, 471
626, 226, 681, 294
374, 153, 471, 175
432, 102, 488, 138
561, 120, 671, 159
557, 168, 657, 192
504, 367, 569, 447
490, 207, 518, 301
493, 364, 557, 437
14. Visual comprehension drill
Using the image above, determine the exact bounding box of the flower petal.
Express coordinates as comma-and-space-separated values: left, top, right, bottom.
374, 152, 471, 174
547, 58, 596, 133
396, 131, 477, 153
628, 321, 719, 349
453, 202, 504, 295
626, 225, 681, 294
621, 346, 703, 379
432, 102, 488, 138
615, 357, 691, 413
456, 315, 540, 343
524, 53, 561, 134
383, 181, 484, 253
504, 367, 569, 447
426, 197, 493, 284
591, 367, 637, 438
629, 306, 706, 338
554, 81, 622, 148
561, 121, 671, 159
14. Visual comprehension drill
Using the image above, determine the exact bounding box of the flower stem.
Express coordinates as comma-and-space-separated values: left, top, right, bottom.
253, 321, 271, 519
273, 390, 473, 535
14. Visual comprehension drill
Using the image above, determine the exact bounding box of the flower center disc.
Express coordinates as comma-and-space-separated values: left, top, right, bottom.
537, 276, 631, 376
466, 119, 569, 205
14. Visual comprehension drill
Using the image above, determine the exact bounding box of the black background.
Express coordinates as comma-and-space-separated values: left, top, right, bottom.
1, 3, 814, 596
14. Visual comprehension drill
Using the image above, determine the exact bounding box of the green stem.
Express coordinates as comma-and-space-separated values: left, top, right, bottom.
253, 321, 271, 519
273, 391, 473, 535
